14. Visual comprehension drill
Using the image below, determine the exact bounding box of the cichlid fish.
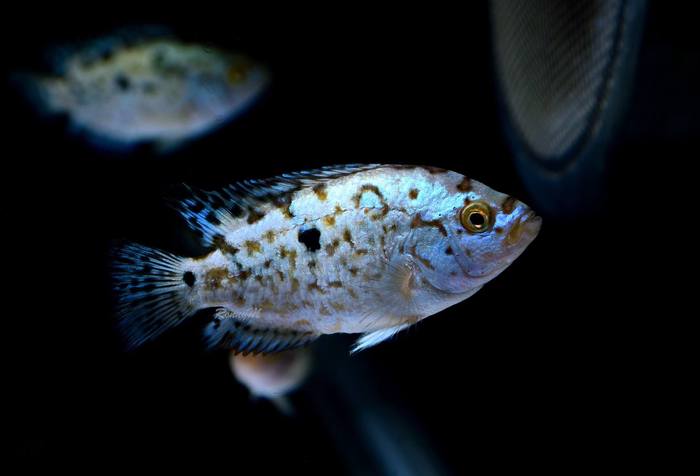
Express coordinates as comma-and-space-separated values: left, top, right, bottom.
230, 348, 312, 414
18, 31, 268, 151
113, 164, 541, 353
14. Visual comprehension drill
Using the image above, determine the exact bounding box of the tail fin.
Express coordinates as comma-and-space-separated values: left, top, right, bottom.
112, 243, 195, 350
11, 73, 65, 116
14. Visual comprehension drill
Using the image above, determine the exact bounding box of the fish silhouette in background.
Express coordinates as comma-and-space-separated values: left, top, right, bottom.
16, 27, 268, 152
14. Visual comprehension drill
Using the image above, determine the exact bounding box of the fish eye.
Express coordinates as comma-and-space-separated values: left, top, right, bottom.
460, 202, 492, 233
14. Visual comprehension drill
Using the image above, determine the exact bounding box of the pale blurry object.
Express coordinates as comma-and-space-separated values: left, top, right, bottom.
491, 0, 647, 217
230, 348, 312, 414
17, 30, 268, 152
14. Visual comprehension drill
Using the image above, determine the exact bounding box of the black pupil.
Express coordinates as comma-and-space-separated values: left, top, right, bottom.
469, 212, 485, 227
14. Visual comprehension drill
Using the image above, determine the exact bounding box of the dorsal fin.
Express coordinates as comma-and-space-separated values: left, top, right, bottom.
178, 163, 382, 246
204, 309, 319, 355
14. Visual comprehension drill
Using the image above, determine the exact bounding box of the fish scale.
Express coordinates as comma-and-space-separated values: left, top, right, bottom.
113, 164, 541, 353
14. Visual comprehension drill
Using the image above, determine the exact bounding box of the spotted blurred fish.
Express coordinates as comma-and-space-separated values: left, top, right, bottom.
113, 164, 541, 353
230, 348, 311, 414
18, 30, 268, 151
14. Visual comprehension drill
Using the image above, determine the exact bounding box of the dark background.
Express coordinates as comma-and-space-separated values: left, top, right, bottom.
6, 2, 695, 473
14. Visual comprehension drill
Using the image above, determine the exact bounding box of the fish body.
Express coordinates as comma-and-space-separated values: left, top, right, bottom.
114, 164, 541, 353
20, 34, 267, 150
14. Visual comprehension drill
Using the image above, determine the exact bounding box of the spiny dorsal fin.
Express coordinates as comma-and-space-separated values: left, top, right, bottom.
178, 163, 382, 246
204, 309, 319, 355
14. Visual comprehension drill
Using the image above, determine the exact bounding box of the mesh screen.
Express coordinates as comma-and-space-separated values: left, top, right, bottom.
491, 0, 624, 160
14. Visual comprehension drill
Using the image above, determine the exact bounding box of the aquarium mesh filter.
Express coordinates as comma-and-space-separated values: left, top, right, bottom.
490, 0, 647, 217
491, 0, 623, 161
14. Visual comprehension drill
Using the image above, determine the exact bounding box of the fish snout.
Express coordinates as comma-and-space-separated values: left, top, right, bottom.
505, 207, 541, 247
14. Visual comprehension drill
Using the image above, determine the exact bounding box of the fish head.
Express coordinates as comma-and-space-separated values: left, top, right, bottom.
412, 173, 541, 295
186, 50, 269, 122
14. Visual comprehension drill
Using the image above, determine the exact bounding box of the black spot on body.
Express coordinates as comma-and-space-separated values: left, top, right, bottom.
298, 228, 321, 252
183, 272, 195, 287
206, 211, 221, 226
115, 74, 131, 91
230, 204, 244, 218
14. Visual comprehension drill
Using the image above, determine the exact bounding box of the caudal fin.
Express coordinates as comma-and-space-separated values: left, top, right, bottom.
112, 243, 196, 350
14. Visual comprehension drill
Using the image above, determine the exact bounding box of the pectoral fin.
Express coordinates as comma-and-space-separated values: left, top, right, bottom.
351, 323, 412, 354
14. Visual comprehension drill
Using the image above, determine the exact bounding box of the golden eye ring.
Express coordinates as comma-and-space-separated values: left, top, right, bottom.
460, 202, 492, 233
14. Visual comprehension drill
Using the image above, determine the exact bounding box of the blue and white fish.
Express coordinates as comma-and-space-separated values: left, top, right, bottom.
113, 164, 541, 353
18, 32, 268, 151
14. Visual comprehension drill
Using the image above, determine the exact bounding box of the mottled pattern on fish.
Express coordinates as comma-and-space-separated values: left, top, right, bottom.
20, 34, 267, 150
113, 164, 541, 353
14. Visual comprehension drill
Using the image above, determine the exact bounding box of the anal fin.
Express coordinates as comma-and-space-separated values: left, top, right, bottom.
204, 309, 319, 354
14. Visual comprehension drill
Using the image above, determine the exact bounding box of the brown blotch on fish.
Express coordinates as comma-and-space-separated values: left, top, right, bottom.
348, 288, 359, 299
343, 228, 354, 246
211, 235, 239, 256
307, 280, 326, 294
354, 248, 369, 256
456, 177, 471, 192
308, 260, 316, 269
353, 184, 385, 208
348, 267, 360, 276
409, 188, 419, 199
295, 319, 311, 328
276, 270, 285, 282
445, 246, 453, 255
323, 215, 336, 227
328, 280, 343, 288
502, 196, 517, 215
246, 208, 265, 224
424, 165, 448, 174
245, 240, 262, 255
263, 230, 276, 243
280, 203, 294, 219
330, 302, 346, 311
494, 227, 504, 234
318, 305, 332, 316
313, 184, 328, 201
203, 267, 230, 290
287, 249, 297, 268
263, 259, 272, 268
238, 269, 251, 280
410, 245, 435, 270
371, 204, 390, 220
334, 204, 343, 215
291, 277, 300, 292
506, 218, 525, 246
410, 214, 447, 237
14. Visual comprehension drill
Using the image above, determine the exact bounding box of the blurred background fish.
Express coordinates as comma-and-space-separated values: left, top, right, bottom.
15, 27, 268, 153
230, 347, 312, 414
